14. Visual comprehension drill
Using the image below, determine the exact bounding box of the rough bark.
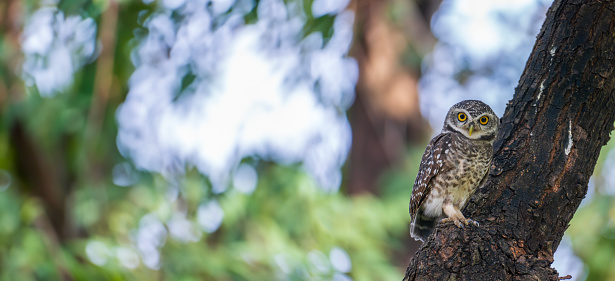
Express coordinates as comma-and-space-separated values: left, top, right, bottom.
404, 0, 615, 280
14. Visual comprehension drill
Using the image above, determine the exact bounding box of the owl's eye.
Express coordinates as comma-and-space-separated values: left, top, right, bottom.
457, 113, 467, 122
479, 116, 489, 125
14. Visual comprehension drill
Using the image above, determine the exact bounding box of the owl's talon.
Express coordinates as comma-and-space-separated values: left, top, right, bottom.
441, 217, 465, 228
467, 219, 480, 227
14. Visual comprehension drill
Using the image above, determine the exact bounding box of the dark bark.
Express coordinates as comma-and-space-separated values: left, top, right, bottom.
10, 121, 69, 241
404, 0, 615, 280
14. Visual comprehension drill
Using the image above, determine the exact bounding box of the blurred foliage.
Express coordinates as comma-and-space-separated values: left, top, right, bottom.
0, 0, 415, 280
1, 0, 613, 280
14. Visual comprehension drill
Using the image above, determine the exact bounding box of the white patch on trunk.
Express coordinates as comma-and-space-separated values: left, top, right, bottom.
565, 120, 573, 155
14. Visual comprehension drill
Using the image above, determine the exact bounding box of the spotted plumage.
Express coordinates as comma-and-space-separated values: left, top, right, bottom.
409, 100, 499, 242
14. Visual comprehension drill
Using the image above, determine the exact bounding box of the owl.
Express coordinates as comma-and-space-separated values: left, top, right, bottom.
409, 100, 499, 242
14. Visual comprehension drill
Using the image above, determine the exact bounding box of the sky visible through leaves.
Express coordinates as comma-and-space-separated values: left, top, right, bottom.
8, 0, 611, 280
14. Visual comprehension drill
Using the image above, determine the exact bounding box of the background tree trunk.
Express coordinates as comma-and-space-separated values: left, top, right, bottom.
404, 0, 615, 280
347, 0, 436, 196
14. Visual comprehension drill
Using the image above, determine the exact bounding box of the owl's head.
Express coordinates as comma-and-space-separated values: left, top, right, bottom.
443, 100, 499, 141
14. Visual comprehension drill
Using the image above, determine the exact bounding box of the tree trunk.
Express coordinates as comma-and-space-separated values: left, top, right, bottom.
404, 0, 615, 280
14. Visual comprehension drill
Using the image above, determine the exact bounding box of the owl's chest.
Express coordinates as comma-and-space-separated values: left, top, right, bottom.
441, 143, 491, 200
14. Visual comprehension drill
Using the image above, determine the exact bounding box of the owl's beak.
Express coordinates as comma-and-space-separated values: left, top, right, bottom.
468, 124, 474, 136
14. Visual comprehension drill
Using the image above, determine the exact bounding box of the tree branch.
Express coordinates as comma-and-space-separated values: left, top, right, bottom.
404, 0, 615, 279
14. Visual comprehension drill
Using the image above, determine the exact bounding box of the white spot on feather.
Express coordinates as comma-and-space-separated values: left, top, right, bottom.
565, 120, 573, 155
537, 80, 544, 101
550, 47, 557, 56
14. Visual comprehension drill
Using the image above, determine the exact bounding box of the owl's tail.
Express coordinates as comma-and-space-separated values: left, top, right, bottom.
410, 210, 437, 242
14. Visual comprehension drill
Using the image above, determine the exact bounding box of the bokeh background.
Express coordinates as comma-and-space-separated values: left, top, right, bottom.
0, 0, 612, 280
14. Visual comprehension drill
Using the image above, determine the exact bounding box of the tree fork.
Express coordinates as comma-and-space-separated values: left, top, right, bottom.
404, 0, 615, 280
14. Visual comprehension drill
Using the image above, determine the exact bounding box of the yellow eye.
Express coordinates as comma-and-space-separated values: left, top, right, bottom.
457, 113, 467, 122
479, 116, 489, 125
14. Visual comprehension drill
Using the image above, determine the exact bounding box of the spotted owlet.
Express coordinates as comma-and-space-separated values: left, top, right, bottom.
409, 100, 499, 242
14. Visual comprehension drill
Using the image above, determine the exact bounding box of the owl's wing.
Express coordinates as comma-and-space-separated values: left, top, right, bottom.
409, 133, 451, 220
